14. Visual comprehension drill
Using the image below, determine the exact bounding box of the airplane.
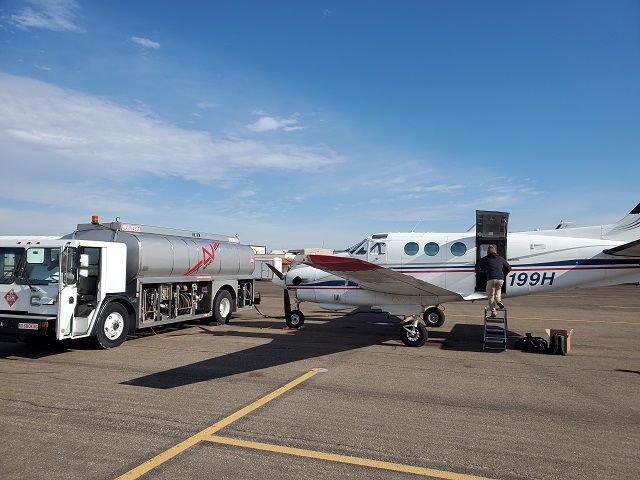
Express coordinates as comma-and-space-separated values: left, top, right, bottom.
268, 203, 640, 347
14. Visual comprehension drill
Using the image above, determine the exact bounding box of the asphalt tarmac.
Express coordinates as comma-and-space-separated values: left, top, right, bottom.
1, 282, 638, 480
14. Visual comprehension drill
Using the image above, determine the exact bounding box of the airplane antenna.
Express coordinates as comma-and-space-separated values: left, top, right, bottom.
411, 220, 422, 232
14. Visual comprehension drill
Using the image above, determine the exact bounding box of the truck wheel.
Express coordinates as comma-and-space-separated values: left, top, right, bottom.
94, 303, 129, 349
213, 290, 233, 325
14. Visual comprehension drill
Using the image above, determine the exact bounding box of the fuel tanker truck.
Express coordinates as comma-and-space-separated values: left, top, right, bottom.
0, 217, 257, 348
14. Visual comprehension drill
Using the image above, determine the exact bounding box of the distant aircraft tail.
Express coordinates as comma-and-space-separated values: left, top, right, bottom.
603, 202, 640, 240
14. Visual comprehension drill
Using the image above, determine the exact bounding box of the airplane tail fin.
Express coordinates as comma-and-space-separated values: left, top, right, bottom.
603, 202, 640, 240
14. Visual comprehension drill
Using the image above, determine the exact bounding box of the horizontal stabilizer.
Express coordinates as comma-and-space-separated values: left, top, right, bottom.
603, 239, 640, 257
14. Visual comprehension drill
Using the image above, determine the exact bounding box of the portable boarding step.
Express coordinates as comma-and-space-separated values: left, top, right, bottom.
483, 307, 507, 351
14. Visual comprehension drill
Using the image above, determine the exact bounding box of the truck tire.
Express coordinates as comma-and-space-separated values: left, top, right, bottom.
94, 303, 129, 349
213, 290, 233, 325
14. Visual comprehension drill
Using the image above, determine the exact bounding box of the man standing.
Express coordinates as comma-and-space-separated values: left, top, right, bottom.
476, 245, 512, 317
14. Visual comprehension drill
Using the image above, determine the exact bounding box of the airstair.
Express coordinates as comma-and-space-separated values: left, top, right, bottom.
483, 308, 508, 351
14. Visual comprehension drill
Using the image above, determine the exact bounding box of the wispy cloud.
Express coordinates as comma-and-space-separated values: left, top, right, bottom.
197, 100, 218, 109
0, 73, 342, 187
405, 184, 465, 194
246, 112, 305, 132
131, 36, 160, 49
8, 0, 83, 32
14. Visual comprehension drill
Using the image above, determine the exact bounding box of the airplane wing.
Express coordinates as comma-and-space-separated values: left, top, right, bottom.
603, 239, 640, 257
303, 254, 465, 300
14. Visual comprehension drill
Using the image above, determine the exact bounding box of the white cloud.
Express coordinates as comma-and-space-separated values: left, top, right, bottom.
246, 114, 304, 132
0, 73, 342, 186
9, 0, 83, 32
405, 184, 465, 194
131, 36, 160, 49
197, 101, 218, 109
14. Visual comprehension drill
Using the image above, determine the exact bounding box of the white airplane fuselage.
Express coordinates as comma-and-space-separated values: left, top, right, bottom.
285, 230, 640, 316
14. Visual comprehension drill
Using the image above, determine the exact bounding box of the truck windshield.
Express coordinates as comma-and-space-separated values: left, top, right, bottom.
16, 247, 60, 285
0, 248, 24, 284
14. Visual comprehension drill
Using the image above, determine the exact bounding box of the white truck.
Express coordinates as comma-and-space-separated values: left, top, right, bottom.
0, 217, 257, 348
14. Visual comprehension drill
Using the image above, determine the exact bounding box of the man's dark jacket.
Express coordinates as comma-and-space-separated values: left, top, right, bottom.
476, 253, 511, 280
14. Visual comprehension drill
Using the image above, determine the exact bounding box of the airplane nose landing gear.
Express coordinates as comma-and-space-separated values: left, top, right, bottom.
400, 315, 428, 347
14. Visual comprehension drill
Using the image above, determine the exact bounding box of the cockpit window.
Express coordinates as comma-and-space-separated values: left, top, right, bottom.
347, 239, 368, 255
370, 243, 386, 255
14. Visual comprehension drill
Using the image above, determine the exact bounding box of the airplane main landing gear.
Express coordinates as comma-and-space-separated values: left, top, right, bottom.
399, 316, 427, 347
424, 306, 445, 328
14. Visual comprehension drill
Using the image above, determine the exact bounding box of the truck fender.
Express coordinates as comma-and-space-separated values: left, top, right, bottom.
92, 295, 136, 336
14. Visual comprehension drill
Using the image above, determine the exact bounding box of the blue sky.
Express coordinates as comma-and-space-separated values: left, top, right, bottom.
1, 0, 639, 250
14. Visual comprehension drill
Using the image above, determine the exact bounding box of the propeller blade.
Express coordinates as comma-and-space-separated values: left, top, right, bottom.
265, 263, 285, 281
283, 288, 292, 319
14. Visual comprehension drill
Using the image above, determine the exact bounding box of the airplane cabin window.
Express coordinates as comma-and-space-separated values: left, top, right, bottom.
450, 242, 467, 256
404, 242, 419, 256
424, 242, 439, 256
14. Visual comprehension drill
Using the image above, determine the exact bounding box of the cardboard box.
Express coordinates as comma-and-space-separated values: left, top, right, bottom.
546, 328, 574, 352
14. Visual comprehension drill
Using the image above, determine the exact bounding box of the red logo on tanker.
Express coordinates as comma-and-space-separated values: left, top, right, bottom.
183, 243, 219, 276
4, 288, 18, 307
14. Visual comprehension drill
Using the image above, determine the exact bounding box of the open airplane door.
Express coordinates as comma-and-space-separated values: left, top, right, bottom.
475, 210, 509, 293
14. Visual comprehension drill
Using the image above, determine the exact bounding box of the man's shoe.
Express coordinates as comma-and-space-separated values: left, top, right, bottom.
489, 312, 497, 318
497, 302, 505, 309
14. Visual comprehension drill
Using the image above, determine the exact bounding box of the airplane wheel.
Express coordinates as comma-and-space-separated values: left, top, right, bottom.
286, 310, 305, 328
400, 322, 427, 347
424, 307, 445, 328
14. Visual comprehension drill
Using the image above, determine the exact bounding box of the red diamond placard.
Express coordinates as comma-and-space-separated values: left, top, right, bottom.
4, 288, 18, 307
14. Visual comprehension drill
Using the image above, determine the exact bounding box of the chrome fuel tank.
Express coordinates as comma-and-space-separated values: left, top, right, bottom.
65, 220, 254, 282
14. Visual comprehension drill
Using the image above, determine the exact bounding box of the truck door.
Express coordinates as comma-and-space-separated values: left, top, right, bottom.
475, 210, 509, 293
57, 246, 78, 339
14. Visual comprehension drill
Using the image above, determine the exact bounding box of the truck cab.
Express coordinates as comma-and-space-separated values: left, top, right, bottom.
0, 239, 127, 345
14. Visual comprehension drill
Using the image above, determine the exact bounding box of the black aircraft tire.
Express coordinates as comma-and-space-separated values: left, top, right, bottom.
286, 310, 305, 328
214, 290, 233, 325
424, 307, 445, 328
400, 322, 427, 347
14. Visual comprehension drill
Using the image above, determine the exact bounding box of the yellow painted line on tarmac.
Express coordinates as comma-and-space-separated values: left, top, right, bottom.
116, 369, 319, 480
205, 435, 494, 480
116, 367, 492, 480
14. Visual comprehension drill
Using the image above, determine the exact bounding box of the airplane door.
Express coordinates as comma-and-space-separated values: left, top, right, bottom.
57, 246, 78, 339
475, 210, 509, 292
